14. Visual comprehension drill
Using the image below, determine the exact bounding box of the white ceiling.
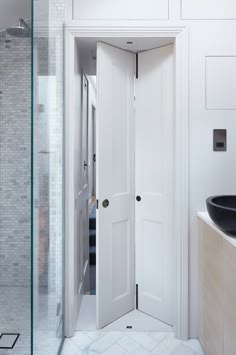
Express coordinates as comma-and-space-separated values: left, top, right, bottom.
0, 0, 31, 32
77, 37, 175, 75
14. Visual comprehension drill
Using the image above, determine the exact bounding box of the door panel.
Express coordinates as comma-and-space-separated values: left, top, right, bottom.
135, 45, 174, 325
75, 75, 89, 305
96, 42, 135, 328
92, 106, 96, 196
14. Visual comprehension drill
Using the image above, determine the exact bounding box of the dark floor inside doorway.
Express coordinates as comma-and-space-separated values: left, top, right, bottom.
89, 205, 96, 294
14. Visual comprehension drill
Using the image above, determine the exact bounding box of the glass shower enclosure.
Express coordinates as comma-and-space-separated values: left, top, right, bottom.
0, 6, 32, 355
0, 0, 65, 354
33, 0, 65, 353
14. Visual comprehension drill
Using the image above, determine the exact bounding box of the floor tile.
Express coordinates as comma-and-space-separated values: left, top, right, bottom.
148, 332, 170, 346
152, 333, 182, 355
71, 331, 97, 351
185, 339, 204, 355
126, 332, 157, 351
62, 330, 205, 355
102, 343, 126, 355
170, 343, 198, 355
61, 339, 82, 355
87, 332, 124, 353
85, 331, 106, 342
117, 334, 146, 354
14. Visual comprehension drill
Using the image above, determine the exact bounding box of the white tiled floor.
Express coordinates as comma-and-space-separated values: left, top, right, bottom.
71, 297, 204, 355
62, 332, 204, 355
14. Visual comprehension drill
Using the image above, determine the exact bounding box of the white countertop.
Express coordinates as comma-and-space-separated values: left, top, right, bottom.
197, 212, 236, 248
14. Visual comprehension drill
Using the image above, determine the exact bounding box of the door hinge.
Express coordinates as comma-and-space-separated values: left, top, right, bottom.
136, 53, 138, 79
96, 199, 99, 209
136, 284, 139, 309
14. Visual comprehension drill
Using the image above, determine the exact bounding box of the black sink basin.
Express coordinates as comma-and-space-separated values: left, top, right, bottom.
206, 196, 236, 235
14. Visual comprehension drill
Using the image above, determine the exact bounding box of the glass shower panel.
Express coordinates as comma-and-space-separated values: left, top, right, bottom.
33, 0, 65, 354
0, 3, 32, 355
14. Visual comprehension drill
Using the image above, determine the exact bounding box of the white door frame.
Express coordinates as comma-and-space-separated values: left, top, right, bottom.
64, 26, 189, 340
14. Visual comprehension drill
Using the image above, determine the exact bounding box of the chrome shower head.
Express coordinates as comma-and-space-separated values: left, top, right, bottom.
6, 19, 31, 38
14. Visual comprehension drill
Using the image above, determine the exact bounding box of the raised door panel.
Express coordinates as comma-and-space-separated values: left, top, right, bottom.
181, 0, 236, 19
206, 56, 236, 110
223, 240, 236, 355
198, 219, 223, 355
73, 0, 169, 20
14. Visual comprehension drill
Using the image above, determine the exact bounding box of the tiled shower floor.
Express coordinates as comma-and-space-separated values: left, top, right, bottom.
0, 287, 30, 355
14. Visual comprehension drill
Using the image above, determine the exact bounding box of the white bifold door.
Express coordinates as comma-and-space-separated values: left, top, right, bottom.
97, 42, 174, 328
135, 45, 174, 326
96, 42, 136, 329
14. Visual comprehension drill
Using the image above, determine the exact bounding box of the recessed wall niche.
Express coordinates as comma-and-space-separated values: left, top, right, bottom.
73, 0, 169, 20
181, 0, 236, 20
206, 56, 236, 110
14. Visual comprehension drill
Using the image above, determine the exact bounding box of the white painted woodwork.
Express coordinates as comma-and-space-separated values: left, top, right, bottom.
181, 0, 236, 19
66, 45, 94, 335
206, 56, 236, 110
223, 240, 236, 355
65, 29, 189, 339
75, 74, 89, 300
92, 106, 96, 196
198, 213, 236, 355
96, 42, 135, 328
135, 45, 174, 325
82, 75, 90, 287
65, 39, 83, 335
73, 0, 169, 20
82, 76, 89, 192
87, 77, 97, 200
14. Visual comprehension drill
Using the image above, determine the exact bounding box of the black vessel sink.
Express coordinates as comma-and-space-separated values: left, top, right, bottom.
206, 196, 236, 235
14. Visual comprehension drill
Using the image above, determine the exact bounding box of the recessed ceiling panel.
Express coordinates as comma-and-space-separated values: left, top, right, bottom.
73, 0, 169, 20
206, 56, 236, 110
182, 0, 236, 19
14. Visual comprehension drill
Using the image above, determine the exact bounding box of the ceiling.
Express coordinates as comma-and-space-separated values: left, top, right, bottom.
0, 0, 31, 32
77, 37, 175, 75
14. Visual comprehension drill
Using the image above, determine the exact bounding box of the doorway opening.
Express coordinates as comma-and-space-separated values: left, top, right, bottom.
65, 28, 189, 340
75, 37, 176, 333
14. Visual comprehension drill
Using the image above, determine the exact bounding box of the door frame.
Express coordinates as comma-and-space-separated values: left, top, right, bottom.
64, 26, 189, 340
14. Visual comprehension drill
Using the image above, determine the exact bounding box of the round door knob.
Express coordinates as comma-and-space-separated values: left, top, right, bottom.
102, 199, 109, 208
136, 196, 141, 202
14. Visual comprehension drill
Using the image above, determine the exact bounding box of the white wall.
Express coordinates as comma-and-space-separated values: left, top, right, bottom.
73, 0, 169, 20
188, 21, 236, 338
66, 0, 236, 338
